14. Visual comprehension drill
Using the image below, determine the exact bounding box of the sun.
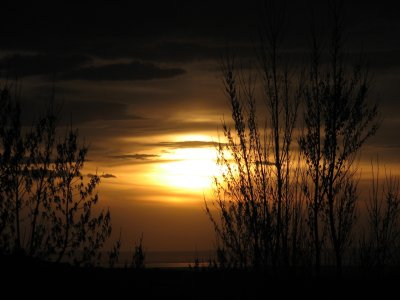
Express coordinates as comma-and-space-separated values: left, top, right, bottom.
158, 147, 217, 191
151, 137, 218, 192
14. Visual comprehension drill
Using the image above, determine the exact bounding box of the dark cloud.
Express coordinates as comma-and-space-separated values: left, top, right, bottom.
0, 36, 251, 64
60, 100, 142, 124
0, 54, 90, 78
87, 173, 117, 179
88, 41, 226, 63
18, 98, 142, 126
1, 1, 398, 68
0, 2, 258, 64
61, 61, 185, 81
88, 119, 221, 139
110, 154, 160, 160
101, 173, 117, 178
0, 54, 186, 81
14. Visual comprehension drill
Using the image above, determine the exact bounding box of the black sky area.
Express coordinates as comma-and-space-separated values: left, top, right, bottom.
1, 0, 399, 159
1, 1, 399, 74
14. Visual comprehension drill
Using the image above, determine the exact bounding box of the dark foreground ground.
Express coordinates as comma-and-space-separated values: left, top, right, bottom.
1, 255, 399, 299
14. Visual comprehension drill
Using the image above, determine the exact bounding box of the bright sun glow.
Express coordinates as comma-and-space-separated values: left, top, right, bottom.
145, 134, 219, 192
157, 147, 218, 191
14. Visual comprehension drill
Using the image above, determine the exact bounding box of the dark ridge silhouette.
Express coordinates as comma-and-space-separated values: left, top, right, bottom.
1, 252, 399, 298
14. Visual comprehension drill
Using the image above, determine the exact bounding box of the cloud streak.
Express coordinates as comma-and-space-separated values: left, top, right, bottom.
154, 141, 222, 149
101, 173, 117, 178
110, 154, 160, 160
0, 54, 186, 81
61, 61, 186, 81
87, 173, 117, 179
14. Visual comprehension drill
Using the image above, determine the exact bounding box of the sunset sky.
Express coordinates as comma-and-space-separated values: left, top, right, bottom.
1, 0, 399, 251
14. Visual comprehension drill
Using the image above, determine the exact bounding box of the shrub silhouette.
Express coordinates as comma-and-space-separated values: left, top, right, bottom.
206, 2, 304, 270
131, 234, 145, 269
207, 1, 379, 276
359, 163, 400, 269
299, 4, 378, 276
0, 85, 112, 265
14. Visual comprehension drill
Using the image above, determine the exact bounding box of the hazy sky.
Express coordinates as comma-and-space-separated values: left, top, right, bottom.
1, 0, 399, 251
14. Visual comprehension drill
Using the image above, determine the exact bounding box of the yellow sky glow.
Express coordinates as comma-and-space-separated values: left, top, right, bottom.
90, 134, 220, 205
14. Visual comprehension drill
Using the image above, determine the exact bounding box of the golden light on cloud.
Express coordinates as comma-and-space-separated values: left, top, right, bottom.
91, 133, 222, 205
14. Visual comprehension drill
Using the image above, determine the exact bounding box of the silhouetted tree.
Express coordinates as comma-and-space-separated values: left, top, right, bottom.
0, 85, 112, 265
108, 230, 122, 268
259, 1, 302, 268
208, 2, 379, 276
206, 1, 304, 270
359, 163, 400, 269
0, 87, 25, 251
299, 3, 378, 276
206, 68, 264, 268
131, 234, 145, 269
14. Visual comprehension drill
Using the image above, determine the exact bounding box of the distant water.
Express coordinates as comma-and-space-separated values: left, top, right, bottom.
106, 250, 216, 269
